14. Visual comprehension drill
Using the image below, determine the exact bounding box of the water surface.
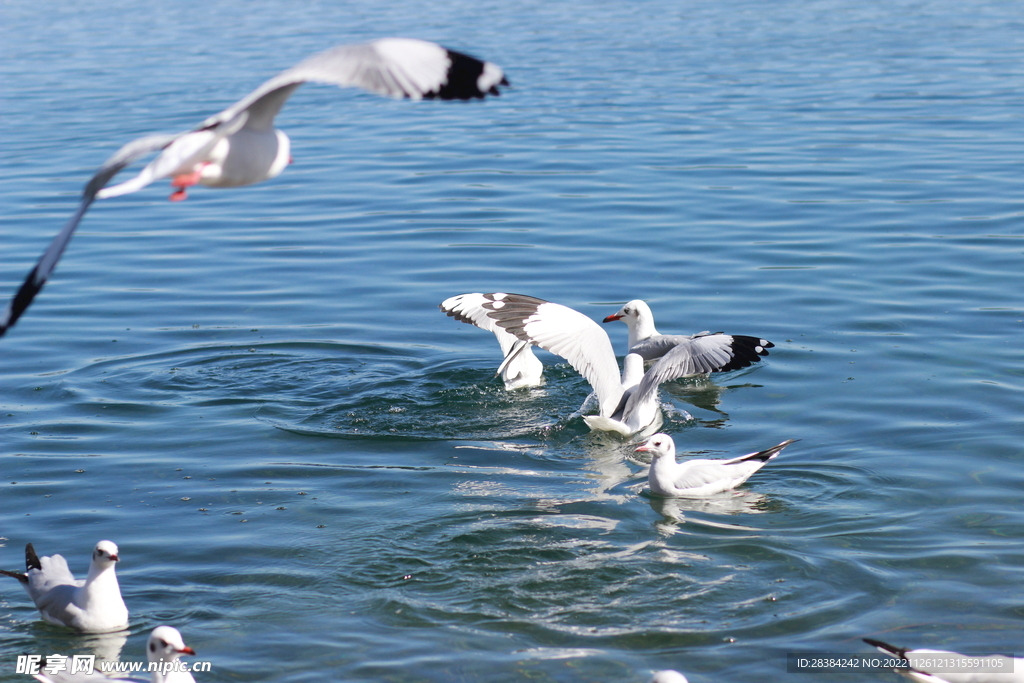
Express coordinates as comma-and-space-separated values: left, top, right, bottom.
2, 0, 1024, 681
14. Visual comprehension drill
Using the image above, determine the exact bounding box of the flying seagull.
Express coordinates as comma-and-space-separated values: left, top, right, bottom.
0, 38, 508, 338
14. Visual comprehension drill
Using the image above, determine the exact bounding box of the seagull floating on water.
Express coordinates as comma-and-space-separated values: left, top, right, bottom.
864, 637, 1024, 683
0, 38, 508, 338
32, 626, 197, 683
440, 293, 544, 389
473, 293, 772, 435
604, 299, 774, 361
0, 540, 128, 633
637, 433, 794, 497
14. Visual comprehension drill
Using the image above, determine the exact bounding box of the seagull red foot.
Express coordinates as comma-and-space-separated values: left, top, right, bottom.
168, 167, 206, 201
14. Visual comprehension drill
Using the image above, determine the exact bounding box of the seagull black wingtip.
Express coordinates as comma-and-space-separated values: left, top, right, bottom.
0, 265, 44, 339
424, 49, 510, 100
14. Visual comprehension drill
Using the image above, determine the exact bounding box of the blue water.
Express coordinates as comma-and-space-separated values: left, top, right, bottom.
2, 0, 1024, 681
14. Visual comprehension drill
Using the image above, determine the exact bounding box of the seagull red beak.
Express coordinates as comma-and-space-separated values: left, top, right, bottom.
635, 443, 650, 453
603, 314, 622, 323
109, 554, 119, 562
179, 646, 196, 656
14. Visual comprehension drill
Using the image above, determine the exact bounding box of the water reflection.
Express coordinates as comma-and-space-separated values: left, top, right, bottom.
79, 630, 128, 664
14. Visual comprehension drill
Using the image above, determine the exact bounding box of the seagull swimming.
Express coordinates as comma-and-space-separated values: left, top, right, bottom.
864, 638, 1024, 683
476, 293, 773, 435
31, 626, 197, 683
0, 540, 128, 633
0, 38, 508, 338
637, 433, 794, 497
604, 299, 774, 362
440, 293, 544, 389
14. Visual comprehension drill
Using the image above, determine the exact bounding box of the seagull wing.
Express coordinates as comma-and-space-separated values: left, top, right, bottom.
210, 38, 508, 133
441, 292, 534, 358
623, 333, 772, 417
481, 293, 623, 416
441, 293, 508, 335
27, 552, 78, 596
628, 334, 694, 361
670, 460, 744, 492
0, 134, 176, 338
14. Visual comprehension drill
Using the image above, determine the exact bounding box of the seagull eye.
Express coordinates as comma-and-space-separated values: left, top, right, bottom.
149, 642, 157, 652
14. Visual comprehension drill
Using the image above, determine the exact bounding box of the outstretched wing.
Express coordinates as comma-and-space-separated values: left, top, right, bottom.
481, 293, 624, 416
0, 134, 177, 338
623, 333, 773, 418
441, 292, 534, 359
209, 38, 508, 133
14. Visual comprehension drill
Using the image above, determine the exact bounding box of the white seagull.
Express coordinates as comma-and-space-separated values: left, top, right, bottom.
604, 298, 774, 362
864, 638, 1024, 683
0, 38, 508, 338
0, 540, 128, 633
31, 626, 197, 683
637, 433, 794, 497
440, 293, 544, 389
477, 293, 773, 435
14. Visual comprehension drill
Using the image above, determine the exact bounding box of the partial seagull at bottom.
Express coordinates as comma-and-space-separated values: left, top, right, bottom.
0, 540, 128, 633
31, 626, 197, 683
864, 638, 1024, 683
649, 672, 689, 683
440, 293, 543, 389
637, 433, 795, 497
472, 293, 773, 435
0, 38, 508, 339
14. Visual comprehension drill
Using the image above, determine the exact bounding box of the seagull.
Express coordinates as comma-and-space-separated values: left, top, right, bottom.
649, 672, 689, 683
604, 299, 774, 362
863, 638, 1024, 683
0, 540, 128, 633
0, 38, 508, 339
637, 433, 794, 497
440, 293, 544, 389
477, 293, 773, 435
31, 626, 197, 683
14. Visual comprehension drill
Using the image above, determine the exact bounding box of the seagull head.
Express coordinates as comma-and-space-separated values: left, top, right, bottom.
148, 626, 196, 662
635, 433, 676, 460
602, 299, 652, 326
92, 540, 120, 566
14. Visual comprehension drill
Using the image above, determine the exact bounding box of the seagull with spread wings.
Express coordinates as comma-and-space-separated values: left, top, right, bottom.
0, 38, 507, 338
